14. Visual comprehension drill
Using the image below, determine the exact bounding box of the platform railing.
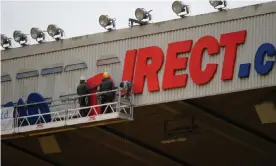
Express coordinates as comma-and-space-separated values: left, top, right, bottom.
1, 88, 133, 136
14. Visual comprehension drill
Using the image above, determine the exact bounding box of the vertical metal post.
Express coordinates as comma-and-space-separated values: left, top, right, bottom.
65, 98, 69, 126
16, 106, 20, 133
117, 89, 121, 112
14, 106, 18, 134
130, 92, 134, 120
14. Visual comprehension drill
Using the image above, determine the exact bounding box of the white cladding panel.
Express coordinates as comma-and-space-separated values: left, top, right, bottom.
136, 13, 276, 105
1, 4, 276, 106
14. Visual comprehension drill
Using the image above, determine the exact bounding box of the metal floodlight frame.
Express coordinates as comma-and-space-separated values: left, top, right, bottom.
30, 27, 46, 43
99, 15, 116, 31
129, 8, 153, 27
1, 34, 12, 49
172, 1, 190, 18
209, 0, 227, 11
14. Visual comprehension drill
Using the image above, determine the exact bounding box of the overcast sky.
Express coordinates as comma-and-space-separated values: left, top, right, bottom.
1, 0, 274, 48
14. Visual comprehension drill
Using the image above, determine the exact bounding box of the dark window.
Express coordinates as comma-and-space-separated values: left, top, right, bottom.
41, 66, 63, 75
16, 70, 39, 79
96, 57, 120, 66
64, 62, 87, 72
1, 75, 12, 82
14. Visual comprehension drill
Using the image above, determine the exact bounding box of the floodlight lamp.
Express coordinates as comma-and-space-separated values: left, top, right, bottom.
209, 0, 227, 11
1, 34, 12, 49
99, 15, 116, 31
172, 1, 190, 17
13, 30, 28, 46
47, 24, 64, 40
30, 27, 45, 43
129, 8, 152, 27
135, 8, 152, 21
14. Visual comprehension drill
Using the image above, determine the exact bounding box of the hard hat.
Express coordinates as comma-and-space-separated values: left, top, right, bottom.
103, 72, 109, 78
80, 76, 86, 81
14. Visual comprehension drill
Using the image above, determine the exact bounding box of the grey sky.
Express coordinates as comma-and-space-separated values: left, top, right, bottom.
1, 0, 273, 48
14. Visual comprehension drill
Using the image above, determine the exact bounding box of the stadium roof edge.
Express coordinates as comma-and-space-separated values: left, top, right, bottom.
1, 1, 276, 60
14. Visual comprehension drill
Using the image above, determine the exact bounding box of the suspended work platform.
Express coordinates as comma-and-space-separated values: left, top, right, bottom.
1, 89, 134, 140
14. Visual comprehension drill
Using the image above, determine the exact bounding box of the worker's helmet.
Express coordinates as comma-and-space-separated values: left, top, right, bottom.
80, 76, 86, 81
103, 72, 110, 78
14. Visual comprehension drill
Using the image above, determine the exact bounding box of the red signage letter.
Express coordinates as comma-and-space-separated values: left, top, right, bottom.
162, 40, 193, 90
189, 36, 220, 85
132, 46, 164, 94
122, 49, 137, 82
220, 30, 247, 80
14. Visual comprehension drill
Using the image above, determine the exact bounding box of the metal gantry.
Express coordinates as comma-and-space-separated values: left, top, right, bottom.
1, 89, 134, 139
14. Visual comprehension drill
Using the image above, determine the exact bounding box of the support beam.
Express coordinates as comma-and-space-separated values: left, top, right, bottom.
101, 126, 193, 166
74, 130, 152, 165
2, 141, 62, 166
101, 142, 153, 165
162, 101, 276, 157
157, 103, 265, 153
73, 127, 186, 166
157, 104, 182, 115
182, 101, 276, 144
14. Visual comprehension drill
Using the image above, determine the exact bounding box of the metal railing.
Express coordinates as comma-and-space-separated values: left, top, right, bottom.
1, 88, 134, 135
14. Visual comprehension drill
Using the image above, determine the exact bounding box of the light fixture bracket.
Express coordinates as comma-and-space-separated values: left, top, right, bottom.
178, 5, 190, 18
105, 18, 116, 31
128, 18, 149, 27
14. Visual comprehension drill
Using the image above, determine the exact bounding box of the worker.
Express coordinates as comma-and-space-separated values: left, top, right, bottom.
77, 76, 97, 117
99, 72, 115, 113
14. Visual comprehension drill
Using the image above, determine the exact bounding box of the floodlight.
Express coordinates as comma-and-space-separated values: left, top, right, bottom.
135, 8, 152, 21
209, 0, 227, 11
47, 24, 64, 40
99, 15, 116, 31
1, 34, 12, 49
30, 27, 45, 43
172, 1, 190, 17
129, 8, 152, 27
13, 30, 28, 46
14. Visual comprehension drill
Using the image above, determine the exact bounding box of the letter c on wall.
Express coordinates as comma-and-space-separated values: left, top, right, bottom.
254, 43, 276, 75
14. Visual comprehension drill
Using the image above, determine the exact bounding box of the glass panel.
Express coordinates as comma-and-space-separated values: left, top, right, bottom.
1, 75, 12, 82
96, 57, 120, 66
64, 62, 87, 72
16, 70, 39, 79
41, 66, 63, 75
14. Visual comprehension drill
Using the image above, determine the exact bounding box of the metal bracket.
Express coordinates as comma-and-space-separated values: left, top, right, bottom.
128, 18, 149, 28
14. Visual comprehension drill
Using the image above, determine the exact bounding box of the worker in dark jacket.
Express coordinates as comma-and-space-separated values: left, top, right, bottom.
77, 76, 97, 117
99, 72, 115, 113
